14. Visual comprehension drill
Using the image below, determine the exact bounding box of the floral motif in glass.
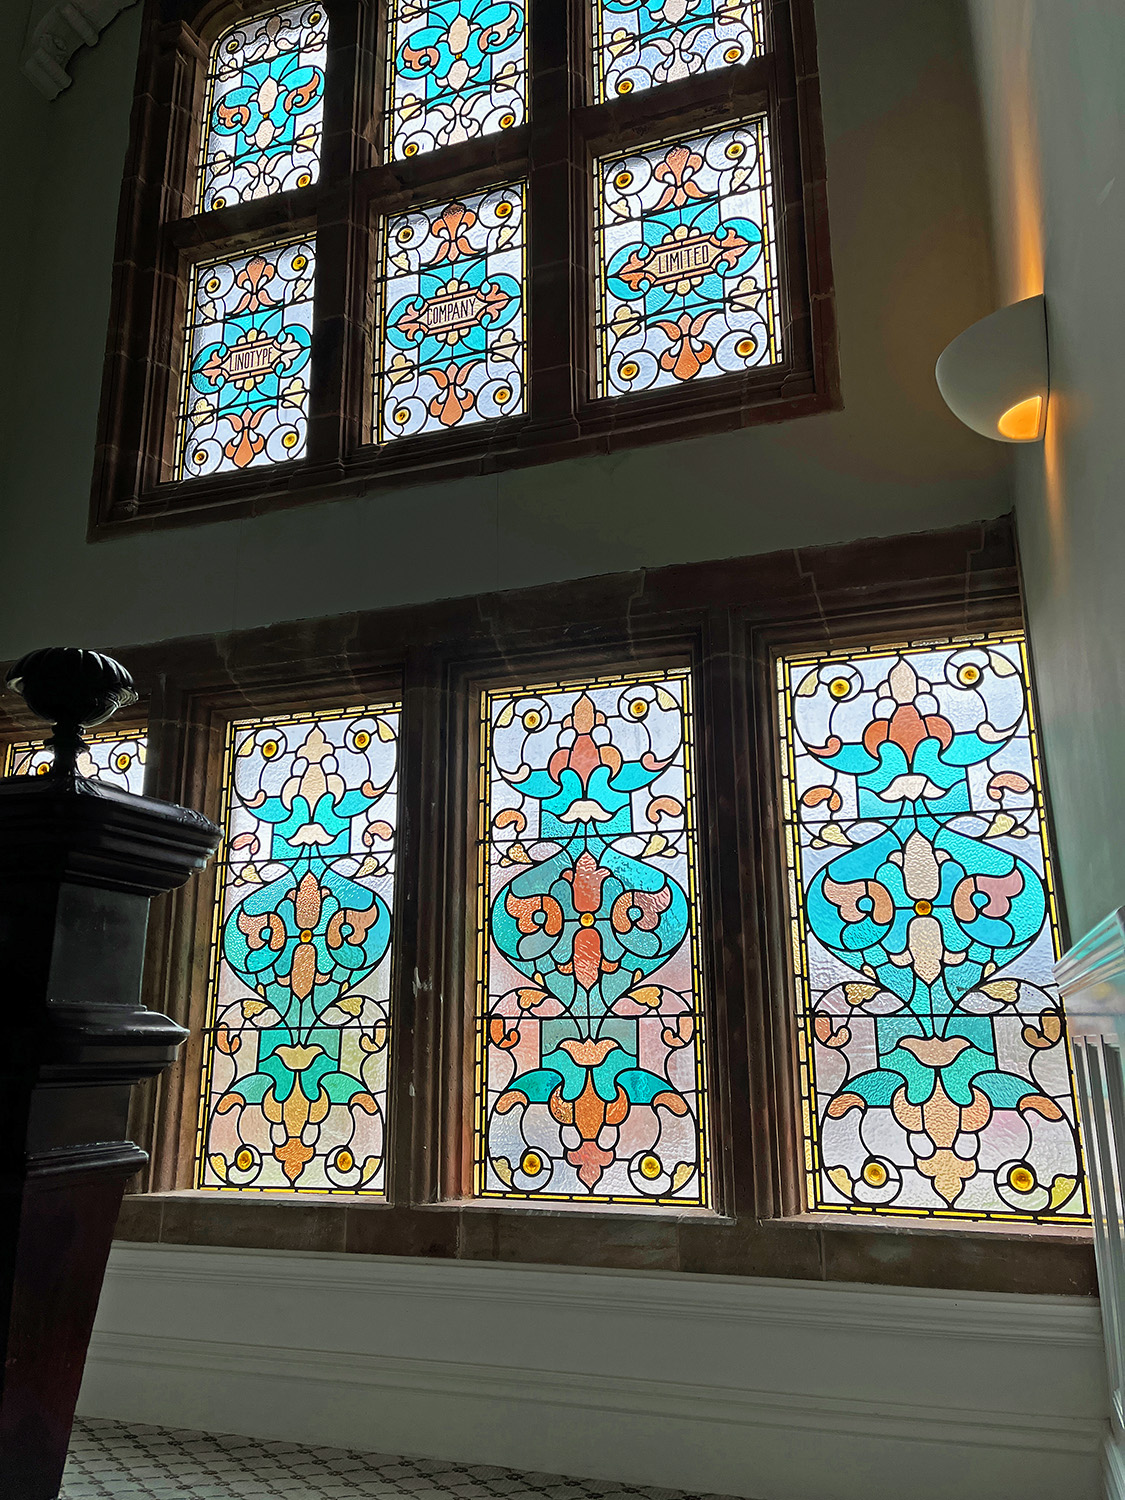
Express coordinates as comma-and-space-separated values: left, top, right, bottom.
386, 0, 527, 161
198, 3, 327, 211
176, 238, 314, 480
4, 732, 147, 793
777, 633, 1087, 1222
376, 185, 526, 441
475, 669, 711, 1205
594, 0, 764, 102
196, 706, 400, 1196
594, 119, 781, 398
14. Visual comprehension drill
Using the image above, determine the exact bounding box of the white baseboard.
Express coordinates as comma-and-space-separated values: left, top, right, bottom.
80, 1243, 1110, 1500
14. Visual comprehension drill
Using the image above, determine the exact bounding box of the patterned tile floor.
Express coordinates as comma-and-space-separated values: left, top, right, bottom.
61, 1419, 734, 1500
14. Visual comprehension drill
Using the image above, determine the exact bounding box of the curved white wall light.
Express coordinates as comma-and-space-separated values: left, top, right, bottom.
935, 294, 1048, 442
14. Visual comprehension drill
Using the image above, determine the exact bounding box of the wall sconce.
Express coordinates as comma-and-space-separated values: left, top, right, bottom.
935, 294, 1048, 442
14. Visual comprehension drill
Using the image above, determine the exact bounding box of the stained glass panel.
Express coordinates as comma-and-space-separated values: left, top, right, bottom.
196, 705, 400, 1196
778, 633, 1087, 1222
198, 3, 327, 212
475, 669, 711, 1206
176, 238, 314, 480
4, 731, 147, 793
593, 119, 782, 399
376, 184, 527, 441
386, 0, 527, 161
594, 0, 765, 102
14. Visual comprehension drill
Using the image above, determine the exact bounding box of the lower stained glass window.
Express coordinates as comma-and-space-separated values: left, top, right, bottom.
777, 633, 1088, 1222
594, 118, 781, 399
475, 668, 711, 1206
176, 237, 315, 480
197, 705, 400, 1195
376, 184, 527, 441
4, 732, 147, 792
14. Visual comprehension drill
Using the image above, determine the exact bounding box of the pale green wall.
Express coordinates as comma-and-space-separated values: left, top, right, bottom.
969, 1, 1125, 938
0, 0, 1007, 655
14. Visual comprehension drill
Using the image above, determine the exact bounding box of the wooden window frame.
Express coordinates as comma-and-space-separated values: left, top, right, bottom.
88, 0, 838, 538
0, 520, 1095, 1293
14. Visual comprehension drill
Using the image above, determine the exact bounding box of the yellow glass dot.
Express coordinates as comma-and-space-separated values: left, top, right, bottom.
495, 387, 512, 405
828, 677, 851, 699
863, 1160, 888, 1187
726, 142, 745, 159
616, 79, 633, 94
115, 753, 131, 771
579, 912, 596, 927
495, 201, 513, 218
227, 39, 239, 52
309, 11, 322, 22
299, 929, 313, 944
958, 664, 982, 686
212, 197, 227, 209
735, 337, 756, 357
404, 142, 419, 156
336, 1149, 354, 1173
262, 739, 279, 758
282, 431, 300, 450
36, 762, 51, 776
521, 1150, 543, 1176
614, 170, 633, 190
354, 729, 371, 750
619, 360, 639, 380
296, 173, 312, 189
913, 899, 933, 916
292, 255, 308, 271
394, 407, 410, 425
523, 710, 541, 729
630, 699, 648, 718
399, 226, 415, 242
640, 1154, 662, 1181
1009, 1165, 1036, 1193
499, 112, 516, 129
235, 1148, 254, 1172
206, 278, 221, 293
724, 45, 743, 62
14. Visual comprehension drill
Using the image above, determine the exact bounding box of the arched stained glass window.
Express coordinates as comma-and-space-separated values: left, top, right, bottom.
385, 0, 528, 161
197, 2, 328, 212
4, 732, 147, 793
593, 0, 765, 103
777, 631, 1087, 1223
475, 668, 711, 1206
594, 117, 781, 398
196, 705, 400, 1196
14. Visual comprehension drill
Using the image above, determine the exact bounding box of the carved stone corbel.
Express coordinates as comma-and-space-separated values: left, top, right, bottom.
21, 0, 139, 100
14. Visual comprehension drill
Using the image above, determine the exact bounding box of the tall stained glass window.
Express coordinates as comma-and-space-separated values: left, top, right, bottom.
594, 119, 781, 398
475, 669, 711, 1206
198, 3, 327, 212
197, 705, 400, 1196
593, 0, 765, 102
4, 732, 147, 793
376, 184, 527, 441
778, 633, 1087, 1222
176, 238, 315, 480
386, 0, 528, 161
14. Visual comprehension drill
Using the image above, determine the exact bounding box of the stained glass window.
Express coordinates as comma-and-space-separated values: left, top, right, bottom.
196, 705, 400, 1195
176, 238, 314, 480
376, 184, 527, 441
594, 0, 765, 102
386, 0, 528, 161
778, 632, 1087, 1222
475, 669, 711, 1205
198, 3, 327, 212
4, 732, 147, 793
594, 118, 781, 399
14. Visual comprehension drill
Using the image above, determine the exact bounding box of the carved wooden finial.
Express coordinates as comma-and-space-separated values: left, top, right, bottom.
5, 648, 138, 779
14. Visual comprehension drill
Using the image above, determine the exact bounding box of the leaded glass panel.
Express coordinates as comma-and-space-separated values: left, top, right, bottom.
198, 3, 327, 212
386, 0, 528, 161
475, 669, 711, 1206
777, 633, 1087, 1222
376, 185, 527, 441
593, 119, 781, 399
4, 732, 147, 793
197, 705, 400, 1196
594, 0, 765, 102
176, 238, 314, 480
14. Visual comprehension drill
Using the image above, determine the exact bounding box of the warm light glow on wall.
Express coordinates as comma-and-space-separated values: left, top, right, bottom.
997, 394, 1044, 441
935, 296, 1048, 444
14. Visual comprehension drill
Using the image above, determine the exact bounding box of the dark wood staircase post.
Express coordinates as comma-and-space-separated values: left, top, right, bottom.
0, 648, 219, 1500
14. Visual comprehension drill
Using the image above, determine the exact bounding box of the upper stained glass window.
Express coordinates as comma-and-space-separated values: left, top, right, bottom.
176, 238, 315, 480
376, 184, 527, 441
594, 0, 765, 102
198, 3, 327, 212
475, 669, 711, 1206
778, 632, 1087, 1223
386, 0, 528, 161
4, 731, 147, 793
197, 705, 400, 1196
594, 118, 781, 399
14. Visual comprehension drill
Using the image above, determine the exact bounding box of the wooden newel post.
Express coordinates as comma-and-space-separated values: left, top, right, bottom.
0, 648, 220, 1500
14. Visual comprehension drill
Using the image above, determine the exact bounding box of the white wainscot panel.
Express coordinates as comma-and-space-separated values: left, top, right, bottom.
80, 1243, 1108, 1500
